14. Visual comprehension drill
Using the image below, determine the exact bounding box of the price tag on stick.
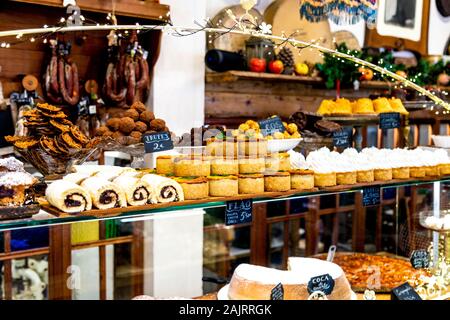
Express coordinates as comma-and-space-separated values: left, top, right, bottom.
410, 250, 430, 269
143, 131, 174, 154
271, 283, 284, 300
258, 116, 285, 136
225, 199, 253, 226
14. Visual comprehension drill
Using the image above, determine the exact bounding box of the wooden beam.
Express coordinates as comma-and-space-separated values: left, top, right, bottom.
250, 203, 268, 266
49, 225, 72, 300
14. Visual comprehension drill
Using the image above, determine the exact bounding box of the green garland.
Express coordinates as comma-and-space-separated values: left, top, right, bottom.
315, 43, 450, 89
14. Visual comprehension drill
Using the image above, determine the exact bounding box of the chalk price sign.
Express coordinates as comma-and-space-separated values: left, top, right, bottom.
332, 127, 353, 148
143, 131, 174, 154
258, 116, 286, 136
391, 282, 422, 300
271, 283, 284, 300
225, 199, 253, 226
307, 273, 335, 295
410, 250, 430, 269
363, 186, 381, 207
379, 112, 401, 129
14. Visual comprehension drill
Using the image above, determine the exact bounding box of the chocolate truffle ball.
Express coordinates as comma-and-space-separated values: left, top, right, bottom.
119, 117, 136, 134
123, 109, 140, 121
139, 110, 155, 123
149, 119, 166, 131
131, 101, 147, 113
134, 121, 148, 133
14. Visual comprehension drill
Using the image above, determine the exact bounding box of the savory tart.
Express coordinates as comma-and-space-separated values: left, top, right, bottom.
264, 172, 291, 192
290, 169, 314, 190
238, 174, 264, 194
174, 177, 209, 200
207, 175, 238, 197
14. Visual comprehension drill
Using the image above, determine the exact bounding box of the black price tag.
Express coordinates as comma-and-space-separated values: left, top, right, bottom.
225, 199, 253, 226
410, 250, 430, 269
332, 127, 353, 148
363, 186, 381, 207
270, 283, 284, 300
391, 282, 422, 300
379, 112, 401, 129
143, 131, 174, 154
307, 274, 335, 295
258, 116, 285, 136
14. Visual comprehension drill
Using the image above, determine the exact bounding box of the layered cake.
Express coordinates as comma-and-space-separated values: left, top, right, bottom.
238, 174, 264, 194
0, 172, 36, 206
342, 148, 374, 183
352, 98, 375, 114
333, 98, 352, 115
388, 98, 409, 115
306, 148, 337, 187
373, 97, 394, 113
208, 175, 238, 197
264, 172, 291, 192
227, 258, 353, 300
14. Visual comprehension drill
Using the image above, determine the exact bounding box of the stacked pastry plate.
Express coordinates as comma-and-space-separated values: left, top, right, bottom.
267, 138, 302, 153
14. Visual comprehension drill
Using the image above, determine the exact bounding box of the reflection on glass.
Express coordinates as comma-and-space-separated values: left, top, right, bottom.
384, 0, 416, 29
10, 255, 48, 300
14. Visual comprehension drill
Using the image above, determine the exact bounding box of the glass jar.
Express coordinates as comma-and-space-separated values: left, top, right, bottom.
245, 37, 275, 72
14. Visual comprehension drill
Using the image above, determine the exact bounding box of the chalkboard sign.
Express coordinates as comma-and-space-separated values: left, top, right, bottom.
225, 199, 253, 226
143, 131, 174, 154
332, 127, 353, 148
363, 186, 381, 207
258, 116, 286, 136
410, 250, 430, 269
391, 282, 422, 300
379, 113, 401, 129
307, 274, 335, 295
271, 283, 284, 300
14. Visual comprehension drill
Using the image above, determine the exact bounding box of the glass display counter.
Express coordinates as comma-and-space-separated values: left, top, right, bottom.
0, 178, 448, 300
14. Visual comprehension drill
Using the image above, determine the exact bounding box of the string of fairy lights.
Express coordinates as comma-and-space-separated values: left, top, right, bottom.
0, 3, 449, 113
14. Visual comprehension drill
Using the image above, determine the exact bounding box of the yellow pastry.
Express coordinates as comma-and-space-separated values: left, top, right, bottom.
332, 98, 352, 115
290, 169, 314, 190
265, 153, 291, 173
174, 156, 211, 177
425, 165, 440, 177
353, 98, 375, 114
317, 100, 334, 115
336, 172, 357, 185
238, 174, 264, 194
357, 170, 374, 183
388, 98, 409, 115
264, 172, 291, 192
211, 157, 239, 175
174, 177, 209, 200
410, 166, 426, 178
392, 167, 410, 179
374, 168, 393, 181
239, 157, 266, 174
208, 175, 238, 197
373, 97, 394, 114
439, 163, 450, 176
314, 172, 337, 187
156, 155, 175, 175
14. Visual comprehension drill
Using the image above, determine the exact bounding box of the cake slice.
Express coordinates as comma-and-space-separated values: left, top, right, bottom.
228, 258, 353, 300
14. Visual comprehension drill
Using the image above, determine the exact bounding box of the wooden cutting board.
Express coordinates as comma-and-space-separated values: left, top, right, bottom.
264, 0, 333, 64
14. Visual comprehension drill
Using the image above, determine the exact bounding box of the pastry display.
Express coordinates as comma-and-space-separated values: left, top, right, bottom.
156, 155, 176, 175
342, 148, 374, 183
0, 172, 37, 207
81, 177, 127, 209
238, 174, 264, 194
140, 174, 184, 203
96, 101, 171, 146
227, 258, 353, 300
112, 175, 152, 206
211, 158, 239, 176
45, 180, 92, 213
238, 157, 265, 174
174, 177, 209, 200
174, 157, 211, 177
422, 214, 450, 231
306, 148, 337, 187
208, 175, 239, 197
316, 253, 425, 292
316, 97, 408, 116
264, 172, 291, 192
290, 169, 315, 190
235, 118, 301, 140
5, 103, 100, 175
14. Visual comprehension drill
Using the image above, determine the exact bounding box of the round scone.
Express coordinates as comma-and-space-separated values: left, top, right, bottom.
228, 258, 353, 300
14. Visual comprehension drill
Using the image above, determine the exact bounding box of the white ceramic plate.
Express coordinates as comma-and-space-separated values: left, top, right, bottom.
431, 135, 450, 149
267, 138, 302, 153
217, 284, 357, 300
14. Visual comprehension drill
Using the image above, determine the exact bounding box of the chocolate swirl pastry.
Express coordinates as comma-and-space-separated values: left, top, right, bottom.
81, 177, 126, 210
45, 180, 92, 213
113, 175, 153, 206
140, 174, 184, 203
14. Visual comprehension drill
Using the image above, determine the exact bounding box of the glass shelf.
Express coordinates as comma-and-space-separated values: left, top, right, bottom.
0, 177, 449, 232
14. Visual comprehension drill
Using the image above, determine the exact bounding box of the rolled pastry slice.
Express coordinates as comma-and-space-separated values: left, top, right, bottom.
63, 172, 91, 185
113, 175, 153, 206
81, 177, 127, 209
141, 174, 184, 203
46, 180, 92, 213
